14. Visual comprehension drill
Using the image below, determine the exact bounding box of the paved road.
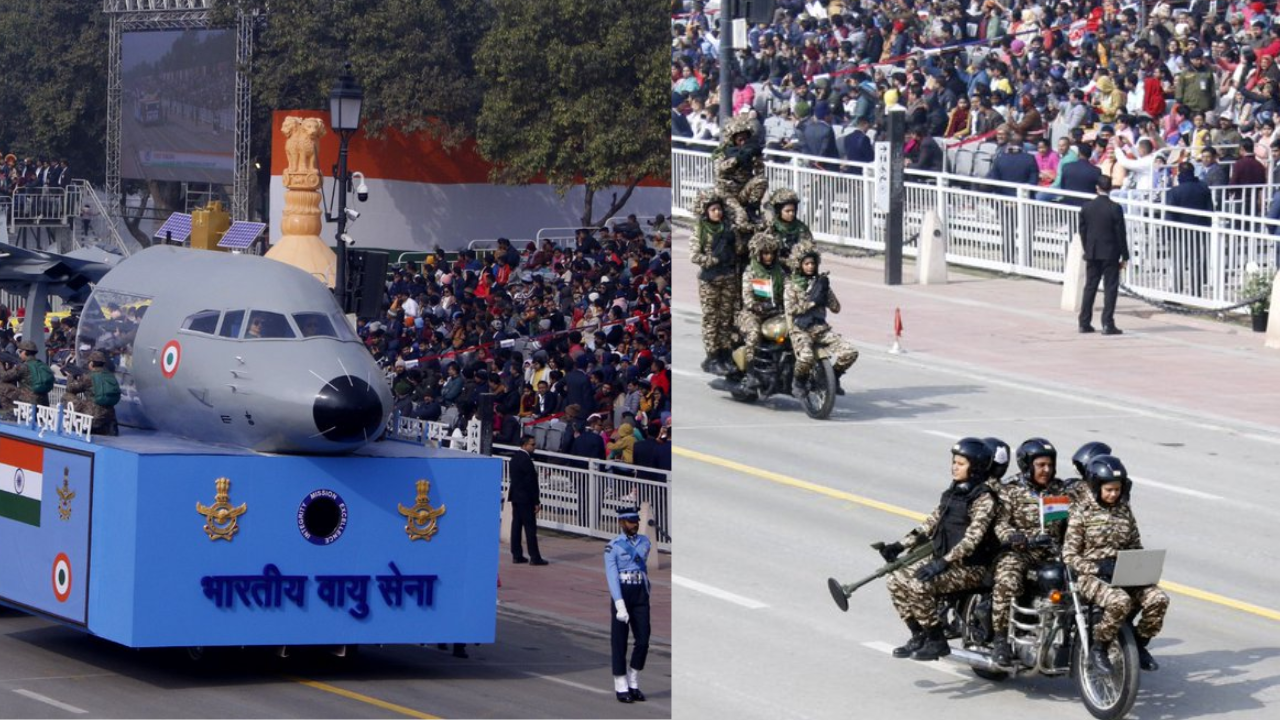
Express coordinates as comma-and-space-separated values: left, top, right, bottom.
671, 232, 1280, 720
0, 533, 671, 719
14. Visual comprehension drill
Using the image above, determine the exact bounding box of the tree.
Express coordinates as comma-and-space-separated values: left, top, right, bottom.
474, 0, 670, 227
0, 1, 108, 182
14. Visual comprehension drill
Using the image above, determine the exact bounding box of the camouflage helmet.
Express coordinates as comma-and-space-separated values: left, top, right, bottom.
769, 187, 801, 211
693, 189, 726, 218
748, 232, 780, 257
723, 113, 755, 141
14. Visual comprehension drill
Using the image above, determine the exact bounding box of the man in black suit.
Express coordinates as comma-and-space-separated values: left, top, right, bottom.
508, 435, 548, 565
563, 353, 594, 414
1078, 176, 1130, 335
796, 104, 840, 170
1059, 142, 1102, 207
534, 380, 560, 417
1165, 161, 1214, 294
842, 116, 874, 174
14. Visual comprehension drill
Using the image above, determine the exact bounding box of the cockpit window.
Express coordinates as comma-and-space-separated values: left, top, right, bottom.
182, 310, 220, 335
293, 312, 337, 338
331, 313, 359, 342
218, 310, 245, 338
244, 311, 296, 339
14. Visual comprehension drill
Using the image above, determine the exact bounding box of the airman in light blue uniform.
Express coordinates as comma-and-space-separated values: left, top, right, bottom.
605, 506, 650, 703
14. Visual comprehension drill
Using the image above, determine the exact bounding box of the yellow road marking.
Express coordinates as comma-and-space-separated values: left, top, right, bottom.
677, 446, 1280, 622
286, 676, 441, 719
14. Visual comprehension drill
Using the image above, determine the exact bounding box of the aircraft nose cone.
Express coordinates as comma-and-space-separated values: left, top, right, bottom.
314, 375, 385, 443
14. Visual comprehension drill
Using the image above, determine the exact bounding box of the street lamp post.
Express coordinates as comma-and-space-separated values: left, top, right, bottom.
328, 63, 363, 312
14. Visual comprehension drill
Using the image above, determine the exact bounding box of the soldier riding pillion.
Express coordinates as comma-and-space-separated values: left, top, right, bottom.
691, 190, 743, 376
784, 250, 858, 399
1063, 454, 1169, 673
713, 113, 769, 233
881, 438, 1001, 661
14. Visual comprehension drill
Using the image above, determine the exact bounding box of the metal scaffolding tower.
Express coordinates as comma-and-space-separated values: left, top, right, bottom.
102, 0, 256, 222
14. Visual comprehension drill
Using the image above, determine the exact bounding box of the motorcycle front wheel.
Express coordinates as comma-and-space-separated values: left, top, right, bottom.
802, 359, 837, 419
1072, 623, 1140, 720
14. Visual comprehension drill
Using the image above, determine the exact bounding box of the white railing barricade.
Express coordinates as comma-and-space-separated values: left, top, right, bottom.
494, 442, 671, 551
535, 227, 604, 247
672, 142, 1280, 312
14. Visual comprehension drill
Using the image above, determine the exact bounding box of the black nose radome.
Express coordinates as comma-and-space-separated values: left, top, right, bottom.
314, 375, 384, 443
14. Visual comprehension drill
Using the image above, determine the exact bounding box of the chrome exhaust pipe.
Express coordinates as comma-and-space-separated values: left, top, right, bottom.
950, 646, 1008, 672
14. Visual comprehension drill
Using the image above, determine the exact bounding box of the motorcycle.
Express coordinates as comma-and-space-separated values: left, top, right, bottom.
723, 310, 837, 420
829, 538, 1143, 720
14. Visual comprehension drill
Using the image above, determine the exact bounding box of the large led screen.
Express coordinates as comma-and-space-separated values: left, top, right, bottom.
121, 30, 235, 185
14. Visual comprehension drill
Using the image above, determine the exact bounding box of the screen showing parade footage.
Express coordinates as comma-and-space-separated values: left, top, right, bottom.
120, 29, 236, 186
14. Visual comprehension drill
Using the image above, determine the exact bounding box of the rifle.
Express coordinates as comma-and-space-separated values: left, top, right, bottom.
827, 541, 934, 612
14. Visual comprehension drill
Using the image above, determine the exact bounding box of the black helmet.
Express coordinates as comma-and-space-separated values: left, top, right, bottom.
983, 437, 1011, 479
951, 436, 994, 483
1016, 437, 1058, 476
1084, 454, 1131, 505
1071, 441, 1113, 477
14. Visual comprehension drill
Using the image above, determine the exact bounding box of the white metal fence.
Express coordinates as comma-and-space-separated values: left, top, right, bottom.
495, 444, 671, 552
386, 415, 671, 551
672, 140, 1278, 310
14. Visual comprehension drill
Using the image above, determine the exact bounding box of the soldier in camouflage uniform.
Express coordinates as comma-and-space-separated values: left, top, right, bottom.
783, 250, 858, 398
691, 190, 743, 375
713, 114, 768, 234
1063, 454, 1168, 673
64, 351, 118, 436
763, 188, 816, 272
983, 437, 1012, 486
989, 438, 1071, 666
736, 232, 786, 381
880, 438, 1001, 661
0, 351, 24, 414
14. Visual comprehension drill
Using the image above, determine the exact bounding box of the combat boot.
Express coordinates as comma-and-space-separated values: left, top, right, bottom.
892, 620, 925, 658
911, 625, 951, 661
834, 369, 846, 395
1135, 636, 1159, 671
701, 355, 718, 374
1090, 640, 1113, 674
991, 637, 1012, 667
716, 349, 738, 375
791, 376, 808, 399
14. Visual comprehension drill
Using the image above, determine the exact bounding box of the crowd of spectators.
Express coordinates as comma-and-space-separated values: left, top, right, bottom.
357, 216, 674, 477
0, 213, 674, 477
1, 153, 73, 196
673, 0, 1280, 218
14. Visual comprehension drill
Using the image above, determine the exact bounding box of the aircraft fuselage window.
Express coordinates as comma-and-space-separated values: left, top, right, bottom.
293, 312, 337, 338
245, 310, 296, 340
182, 310, 220, 335
219, 310, 245, 338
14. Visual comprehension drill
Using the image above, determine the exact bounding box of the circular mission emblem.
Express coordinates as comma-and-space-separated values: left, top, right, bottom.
160, 340, 181, 379
52, 553, 72, 602
297, 489, 348, 545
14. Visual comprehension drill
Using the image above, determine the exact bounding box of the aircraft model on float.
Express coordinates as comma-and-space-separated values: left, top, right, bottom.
0, 244, 499, 653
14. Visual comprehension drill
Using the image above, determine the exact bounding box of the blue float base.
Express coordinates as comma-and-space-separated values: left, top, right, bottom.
0, 425, 501, 648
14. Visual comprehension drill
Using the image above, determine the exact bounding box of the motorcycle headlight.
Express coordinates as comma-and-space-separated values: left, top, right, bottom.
761, 316, 788, 344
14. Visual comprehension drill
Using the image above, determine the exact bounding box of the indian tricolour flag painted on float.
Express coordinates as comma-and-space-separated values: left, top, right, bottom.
1040, 495, 1071, 528
0, 437, 43, 527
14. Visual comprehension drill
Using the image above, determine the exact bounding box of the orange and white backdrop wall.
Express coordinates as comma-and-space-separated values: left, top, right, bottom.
268, 110, 668, 253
